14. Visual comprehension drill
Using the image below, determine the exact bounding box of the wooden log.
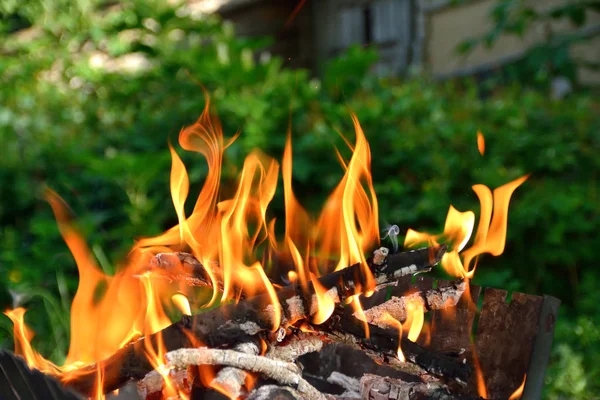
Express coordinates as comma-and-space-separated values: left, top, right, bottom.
63, 246, 448, 396
360, 374, 483, 400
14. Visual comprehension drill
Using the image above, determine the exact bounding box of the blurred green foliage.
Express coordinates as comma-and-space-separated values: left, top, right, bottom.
0, 0, 598, 398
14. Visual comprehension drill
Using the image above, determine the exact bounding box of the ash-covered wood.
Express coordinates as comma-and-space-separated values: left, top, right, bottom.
246, 384, 302, 400
360, 374, 483, 400
211, 341, 259, 399
165, 348, 326, 400
266, 336, 324, 362
136, 368, 191, 400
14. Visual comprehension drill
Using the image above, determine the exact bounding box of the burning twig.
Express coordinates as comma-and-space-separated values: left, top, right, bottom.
165, 348, 327, 400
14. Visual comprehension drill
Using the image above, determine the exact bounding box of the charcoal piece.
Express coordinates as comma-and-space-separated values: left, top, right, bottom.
298, 343, 422, 384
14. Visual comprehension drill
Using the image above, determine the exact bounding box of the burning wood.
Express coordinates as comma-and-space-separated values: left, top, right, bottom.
2, 101, 558, 400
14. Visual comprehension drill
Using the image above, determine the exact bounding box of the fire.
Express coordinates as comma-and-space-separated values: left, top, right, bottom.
404, 176, 528, 279
403, 298, 424, 343
472, 348, 488, 399
378, 313, 405, 362
172, 293, 192, 316
509, 374, 526, 399
311, 277, 336, 325
477, 131, 485, 155
349, 295, 370, 339
3, 93, 527, 399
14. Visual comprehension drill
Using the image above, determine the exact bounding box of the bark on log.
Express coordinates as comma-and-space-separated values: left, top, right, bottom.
63, 246, 447, 396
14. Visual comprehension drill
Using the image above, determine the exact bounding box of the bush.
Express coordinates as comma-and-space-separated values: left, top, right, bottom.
0, 1, 598, 398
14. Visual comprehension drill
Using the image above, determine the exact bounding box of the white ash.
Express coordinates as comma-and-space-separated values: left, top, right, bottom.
238, 321, 262, 335
286, 295, 305, 322
327, 371, 360, 394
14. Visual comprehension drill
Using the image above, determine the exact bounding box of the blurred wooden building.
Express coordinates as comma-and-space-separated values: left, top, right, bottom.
189, 0, 600, 84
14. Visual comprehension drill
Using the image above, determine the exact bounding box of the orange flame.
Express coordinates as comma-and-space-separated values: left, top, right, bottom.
349, 295, 370, 339
404, 175, 528, 279
378, 313, 405, 362
509, 374, 526, 399
472, 348, 488, 399
477, 131, 485, 156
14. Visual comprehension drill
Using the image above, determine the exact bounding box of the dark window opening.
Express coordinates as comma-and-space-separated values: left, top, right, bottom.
363, 6, 373, 45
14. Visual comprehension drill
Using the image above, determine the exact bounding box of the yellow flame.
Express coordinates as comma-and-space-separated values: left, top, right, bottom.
403, 298, 425, 342
378, 313, 405, 362
172, 293, 192, 316
472, 348, 488, 399
311, 278, 335, 325
349, 295, 370, 339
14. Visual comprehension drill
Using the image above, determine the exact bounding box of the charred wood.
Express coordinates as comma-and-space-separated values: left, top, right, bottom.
323, 309, 472, 385
63, 246, 448, 396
